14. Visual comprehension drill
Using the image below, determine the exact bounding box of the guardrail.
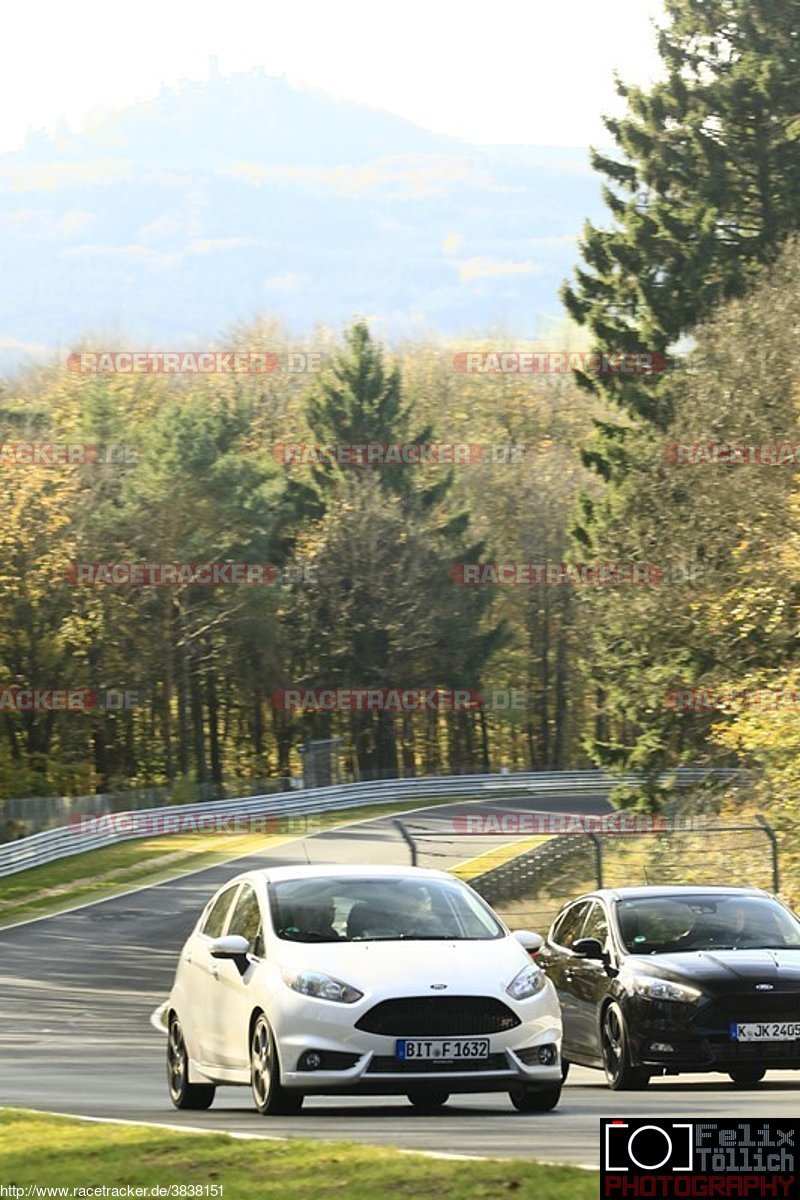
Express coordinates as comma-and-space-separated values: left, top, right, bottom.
0, 767, 747, 879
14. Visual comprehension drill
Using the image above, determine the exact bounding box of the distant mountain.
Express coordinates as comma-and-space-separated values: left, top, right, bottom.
0, 67, 607, 369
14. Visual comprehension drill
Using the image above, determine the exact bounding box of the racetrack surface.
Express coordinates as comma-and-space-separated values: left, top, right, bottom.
3, 792, 798, 1165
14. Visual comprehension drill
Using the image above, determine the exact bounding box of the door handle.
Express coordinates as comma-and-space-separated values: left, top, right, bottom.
210, 965, 219, 980
184, 953, 192, 964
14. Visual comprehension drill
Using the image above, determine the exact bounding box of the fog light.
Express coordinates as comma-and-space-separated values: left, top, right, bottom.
516, 1043, 558, 1066
650, 1042, 674, 1054
299, 1050, 323, 1070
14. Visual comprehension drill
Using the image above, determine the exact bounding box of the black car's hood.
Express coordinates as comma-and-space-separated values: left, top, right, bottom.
627, 949, 800, 985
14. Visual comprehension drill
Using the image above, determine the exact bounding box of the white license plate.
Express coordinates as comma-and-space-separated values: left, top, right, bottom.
396, 1038, 490, 1061
731, 1021, 800, 1042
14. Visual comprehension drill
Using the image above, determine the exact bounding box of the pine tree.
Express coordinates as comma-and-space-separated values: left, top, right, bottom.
562, 0, 800, 429
297, 322, 507, 777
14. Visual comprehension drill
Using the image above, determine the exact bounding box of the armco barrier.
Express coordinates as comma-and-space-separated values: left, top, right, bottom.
0, 768, 745, 879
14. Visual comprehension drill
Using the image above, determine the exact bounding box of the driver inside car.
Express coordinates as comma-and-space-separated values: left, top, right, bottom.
283, 896, 340, 941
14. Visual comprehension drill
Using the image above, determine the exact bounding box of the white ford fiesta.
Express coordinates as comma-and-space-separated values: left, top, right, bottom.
166, 864, 563, 1115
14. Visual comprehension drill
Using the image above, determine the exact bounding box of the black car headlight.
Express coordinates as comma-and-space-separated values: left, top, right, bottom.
628, 973, 702, 1003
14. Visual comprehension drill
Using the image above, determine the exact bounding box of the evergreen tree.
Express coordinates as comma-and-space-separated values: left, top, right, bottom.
561, 0, 800, 430
295, 322, 507, 777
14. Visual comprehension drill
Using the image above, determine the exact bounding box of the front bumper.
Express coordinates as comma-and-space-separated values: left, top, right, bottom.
281, 1045, 562, 1094
627, 993, 800, 1072
273, 988, 562, 1094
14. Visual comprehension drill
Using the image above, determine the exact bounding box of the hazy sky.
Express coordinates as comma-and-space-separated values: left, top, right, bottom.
3, 0, 667, 152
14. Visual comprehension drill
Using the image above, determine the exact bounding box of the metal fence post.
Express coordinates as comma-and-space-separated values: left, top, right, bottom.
394, 819, 418, 866
755, 814, 779, 893
588, 833, 603, 889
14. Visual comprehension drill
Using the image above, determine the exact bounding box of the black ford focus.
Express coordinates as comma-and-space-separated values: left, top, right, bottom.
538, 885, 800, 1090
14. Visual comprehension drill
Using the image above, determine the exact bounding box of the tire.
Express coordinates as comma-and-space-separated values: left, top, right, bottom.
509, 1083, 562, 1112
561, 1057, 570, 1083
167, 1013, 215, 1110
728, 1066, 766, 1086
250, 1013, 304, 1115
601, 1002, 651, 1091
407, 1089, 450, 1110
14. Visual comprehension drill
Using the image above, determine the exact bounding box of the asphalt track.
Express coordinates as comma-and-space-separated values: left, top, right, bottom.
2, 792, 799, 1166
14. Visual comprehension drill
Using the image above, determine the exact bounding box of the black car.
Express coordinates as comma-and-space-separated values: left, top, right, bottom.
538, 885, 800, 1090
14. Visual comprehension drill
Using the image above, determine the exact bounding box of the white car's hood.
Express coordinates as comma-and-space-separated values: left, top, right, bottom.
275, 936, 533, 994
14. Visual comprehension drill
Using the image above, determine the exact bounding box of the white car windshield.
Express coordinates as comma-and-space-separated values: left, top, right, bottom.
269, 876, 505, 942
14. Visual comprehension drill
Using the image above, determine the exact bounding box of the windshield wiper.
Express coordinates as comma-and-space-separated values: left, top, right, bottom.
397, 934, 456, 940
348, 933, 457, 942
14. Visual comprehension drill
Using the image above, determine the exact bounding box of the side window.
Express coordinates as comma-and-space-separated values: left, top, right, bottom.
200, 886, 238, 938
227, 884, 264, 956
580, 900, 609, 947
550, 901, 591, 949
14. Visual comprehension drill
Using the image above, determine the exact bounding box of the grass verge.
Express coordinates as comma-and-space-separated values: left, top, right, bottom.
449, 836, 546, 881
0, 1110, 597, 1200
0, 796, 465, 928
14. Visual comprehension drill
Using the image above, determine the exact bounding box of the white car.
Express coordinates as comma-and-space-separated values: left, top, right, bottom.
166, 864, 563, 1115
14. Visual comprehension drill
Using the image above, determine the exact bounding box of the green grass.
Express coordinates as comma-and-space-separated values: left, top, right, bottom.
0, 796, 467, 927
449, 835, 546, 881
0, 1110, 597, 1200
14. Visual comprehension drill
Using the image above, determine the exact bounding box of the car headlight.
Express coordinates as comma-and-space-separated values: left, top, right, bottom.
507, 963, 547, 1000
629, 973, 702, 1003
282, 969, 363, 1004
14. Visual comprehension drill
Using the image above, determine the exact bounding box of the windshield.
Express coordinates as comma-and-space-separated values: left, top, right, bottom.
269, 876, 505, 942
616, 895, 800, 955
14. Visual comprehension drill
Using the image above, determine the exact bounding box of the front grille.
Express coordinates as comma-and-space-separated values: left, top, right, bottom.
368, 1053, 508, 1074
701, 992, 800, 1027
355, 996, 521, 1037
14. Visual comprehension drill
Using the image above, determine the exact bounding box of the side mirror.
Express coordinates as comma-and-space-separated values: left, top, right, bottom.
210, 934, 250, 961
512, 929, 543, 954
572, 936, 605, 960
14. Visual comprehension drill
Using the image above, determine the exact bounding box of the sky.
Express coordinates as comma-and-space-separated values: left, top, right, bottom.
2, 0, 667, 153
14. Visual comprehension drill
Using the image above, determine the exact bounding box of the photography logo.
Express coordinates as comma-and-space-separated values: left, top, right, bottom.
600, 1118, 798, 1197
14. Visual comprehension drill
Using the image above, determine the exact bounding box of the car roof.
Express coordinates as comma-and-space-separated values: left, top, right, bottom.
586, 885, 770, 902
227, 863, 456, 886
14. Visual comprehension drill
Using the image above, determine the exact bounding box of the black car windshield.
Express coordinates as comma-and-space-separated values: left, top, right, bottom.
269, 876, 505, 942
616, 895, 800, 955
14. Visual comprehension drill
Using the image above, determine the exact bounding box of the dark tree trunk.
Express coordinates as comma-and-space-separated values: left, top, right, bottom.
207, 670, 223, 790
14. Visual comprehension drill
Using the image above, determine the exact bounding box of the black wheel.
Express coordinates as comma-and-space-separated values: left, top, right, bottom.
561, 1057, 570, 1083
407, 1089, 450, 1110
728, 1066, 766, 1086
250, 1013, 304, 1115
167, 1013, 215, 1110
509, 1083, 562, 1112
601, 1002, 651, 1091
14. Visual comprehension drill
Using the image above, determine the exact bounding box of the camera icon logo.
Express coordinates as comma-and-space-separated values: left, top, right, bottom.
604, 1121, 694, 1173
